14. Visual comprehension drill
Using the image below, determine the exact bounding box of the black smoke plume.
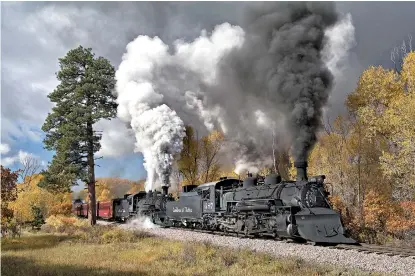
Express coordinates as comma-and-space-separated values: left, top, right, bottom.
212, 2, 338, 163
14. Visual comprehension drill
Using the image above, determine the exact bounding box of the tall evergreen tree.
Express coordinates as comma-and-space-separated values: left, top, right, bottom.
41, 46, 117, 225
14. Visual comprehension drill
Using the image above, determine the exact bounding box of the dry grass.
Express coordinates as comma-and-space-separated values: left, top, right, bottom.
1, 224, 389, 276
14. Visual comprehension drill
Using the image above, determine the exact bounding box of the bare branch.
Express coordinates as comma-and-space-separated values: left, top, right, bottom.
401, 40, 407, 58
323, 113, 333, 134
19, 155, 42, 189
391, 49, 396, 68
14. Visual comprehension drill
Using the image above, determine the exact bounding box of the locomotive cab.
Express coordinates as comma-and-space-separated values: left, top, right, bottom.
196, 178, 241, 212
127, 191, 147, 214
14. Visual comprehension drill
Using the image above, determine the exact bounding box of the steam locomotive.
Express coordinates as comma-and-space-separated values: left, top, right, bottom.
73, 161, 357, 245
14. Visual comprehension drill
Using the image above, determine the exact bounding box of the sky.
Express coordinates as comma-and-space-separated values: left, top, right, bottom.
1, 1, 414, 191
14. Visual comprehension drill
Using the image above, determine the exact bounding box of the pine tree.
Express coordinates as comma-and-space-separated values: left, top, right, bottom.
31, 205, 45, 230
41, 46, 117, 225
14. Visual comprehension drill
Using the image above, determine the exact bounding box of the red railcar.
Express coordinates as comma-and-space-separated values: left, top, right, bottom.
72, 200, 81, 215
81, 203, 88, 217
97, 201, 113, 219
72, 199, 88, 217
97, 199, 129, 221
72, 198, 129, 221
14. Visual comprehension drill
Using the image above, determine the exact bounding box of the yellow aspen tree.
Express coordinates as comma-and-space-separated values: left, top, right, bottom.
178, 126, 201, 186
97, 188, 111, 202
380, 52, 415, 199
11, 174, 72, 221
199, 130, 224, 183
346, 66, 403, 139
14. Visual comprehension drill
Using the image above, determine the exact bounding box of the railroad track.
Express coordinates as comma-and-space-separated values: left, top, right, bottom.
158, 226, 415, 259
96, 219, 415, 258
333, 244, 415, 259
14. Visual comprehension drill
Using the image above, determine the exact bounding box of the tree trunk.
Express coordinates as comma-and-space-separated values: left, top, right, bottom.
87, 120, 96, 225
357, 124, 363, 227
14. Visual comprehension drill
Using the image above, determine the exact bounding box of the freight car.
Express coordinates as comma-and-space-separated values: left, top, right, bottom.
72, 198, 129, 222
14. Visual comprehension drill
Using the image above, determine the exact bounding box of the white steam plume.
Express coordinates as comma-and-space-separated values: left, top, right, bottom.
116, 36, 186, 191
115, 24, 245, 189
122, 215, 160, 230
323, 13, 356, 78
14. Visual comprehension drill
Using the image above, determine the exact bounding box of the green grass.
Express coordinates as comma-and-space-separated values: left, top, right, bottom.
1, 227, 387, 276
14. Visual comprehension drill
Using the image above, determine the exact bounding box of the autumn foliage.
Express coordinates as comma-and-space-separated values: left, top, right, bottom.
1, 166, 20, 225
95, 177, 144, 201
10, 174, 72, 222
72, 177, 145, 203
312, 52, 415, 243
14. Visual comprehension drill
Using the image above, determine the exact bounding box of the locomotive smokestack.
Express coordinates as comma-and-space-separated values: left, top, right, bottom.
294, 161, 308, 181
162, 185, 168, 196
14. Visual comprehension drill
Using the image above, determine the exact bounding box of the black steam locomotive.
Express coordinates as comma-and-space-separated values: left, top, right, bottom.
73, 162, 357, 245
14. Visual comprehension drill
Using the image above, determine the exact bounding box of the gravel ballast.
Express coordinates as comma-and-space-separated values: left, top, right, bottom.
101, 220, 415, 276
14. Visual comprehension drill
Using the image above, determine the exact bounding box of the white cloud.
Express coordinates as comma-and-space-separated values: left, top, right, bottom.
1, 157, 18, 167
1, 4, 94, 145
0, 143, 11, 155
0, 150, 34, 167
0, 150, 47, 170
1, 3, 150, 146
17, 151, 34, 164
1, 118, 43, 144
95, 118, 136, 158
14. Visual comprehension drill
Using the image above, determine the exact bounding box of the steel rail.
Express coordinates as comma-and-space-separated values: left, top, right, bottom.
93, 218, 415, 258
160, 225, 415, 258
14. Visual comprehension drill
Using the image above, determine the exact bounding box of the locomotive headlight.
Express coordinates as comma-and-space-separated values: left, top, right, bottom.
309, 175, 325, 184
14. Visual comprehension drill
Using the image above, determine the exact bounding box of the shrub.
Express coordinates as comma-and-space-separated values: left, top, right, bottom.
1, 218, 22, 238
42, 215, 90, 234
101, 228, 137, 243
48, 202, 73, 216
40, 214, 153, 244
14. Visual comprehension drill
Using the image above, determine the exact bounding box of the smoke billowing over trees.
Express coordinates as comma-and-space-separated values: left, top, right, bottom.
114, 2, 354, 187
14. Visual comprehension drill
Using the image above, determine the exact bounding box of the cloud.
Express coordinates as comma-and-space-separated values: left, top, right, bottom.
1, 2, 245, 147
95, 118, 136, 158
0, 150, 36, 167
0, 143, 11, 155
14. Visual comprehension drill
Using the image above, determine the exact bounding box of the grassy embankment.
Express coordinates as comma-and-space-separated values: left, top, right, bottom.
1, 215, 386, 276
